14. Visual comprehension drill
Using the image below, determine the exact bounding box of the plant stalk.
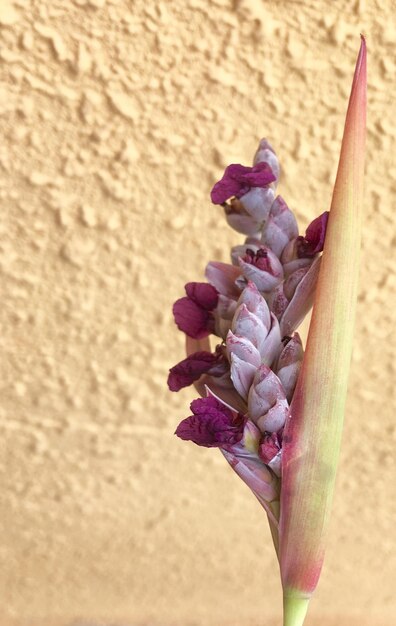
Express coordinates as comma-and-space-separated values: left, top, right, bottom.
283, 595, 310, 626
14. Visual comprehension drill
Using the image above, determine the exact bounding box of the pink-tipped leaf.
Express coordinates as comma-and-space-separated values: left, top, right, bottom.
279, 36, 367, 623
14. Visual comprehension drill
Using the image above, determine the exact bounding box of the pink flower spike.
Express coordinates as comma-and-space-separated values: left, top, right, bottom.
211, 162, 276, 205
175, 395, 246, 448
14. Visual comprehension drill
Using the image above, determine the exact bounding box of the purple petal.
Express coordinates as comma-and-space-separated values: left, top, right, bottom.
210, 164, 252, 204
210, 162, 276, 205
185, 282, 218, 310
175, 395, 246, 448
168, 350, 228, 392
297, 211, 329, 257
173, 297, 213, 339
239, 162, 276, 188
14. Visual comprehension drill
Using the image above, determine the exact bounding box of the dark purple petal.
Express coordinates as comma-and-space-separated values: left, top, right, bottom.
210, 164, 250, 204
173, 297, 214, 339
167, 349, 229, 392
175, 396, 246, 447
185, 282, 218, 310
297, 211, 329, 257
210, 162, 276, 205
239, 162, 276, 188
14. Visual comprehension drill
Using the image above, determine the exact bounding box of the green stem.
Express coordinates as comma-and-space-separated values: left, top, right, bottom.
283, 595, 310, 626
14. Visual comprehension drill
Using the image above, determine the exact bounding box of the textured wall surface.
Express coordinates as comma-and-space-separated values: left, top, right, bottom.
1, 1, 395, 625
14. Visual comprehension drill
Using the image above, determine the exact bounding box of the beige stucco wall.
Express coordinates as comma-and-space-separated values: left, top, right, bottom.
1, 1, 395, 625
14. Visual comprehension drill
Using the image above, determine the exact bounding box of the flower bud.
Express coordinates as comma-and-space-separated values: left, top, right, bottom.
236, 280, 271, 328
230, 353, 257, 400
238, 246, 284, 292
259, 313, 282, 366
222, 446, 280, 516
267, 284, 289, 322
225, 198, 261, 236
248, 365, 289, 432
239, 186, 275, 222
226, 331, 261, 368
261, 196, 299, 259
275, 334, 304, 401
205, 261, 242, 297
231, 241, 262, 266
283, 266, 310, 301
280, 256, 321, 337
232, 303, 269, 349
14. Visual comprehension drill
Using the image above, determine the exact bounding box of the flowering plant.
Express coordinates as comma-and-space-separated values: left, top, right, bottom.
168, 38, 366, 626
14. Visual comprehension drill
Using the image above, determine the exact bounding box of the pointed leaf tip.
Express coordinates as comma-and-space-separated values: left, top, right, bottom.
279, 38, 367, 603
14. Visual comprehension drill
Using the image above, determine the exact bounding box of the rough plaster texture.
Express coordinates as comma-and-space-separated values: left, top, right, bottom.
0, 0, 395, 625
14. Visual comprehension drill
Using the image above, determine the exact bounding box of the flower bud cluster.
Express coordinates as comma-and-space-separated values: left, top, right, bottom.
169, 139, 328, 492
